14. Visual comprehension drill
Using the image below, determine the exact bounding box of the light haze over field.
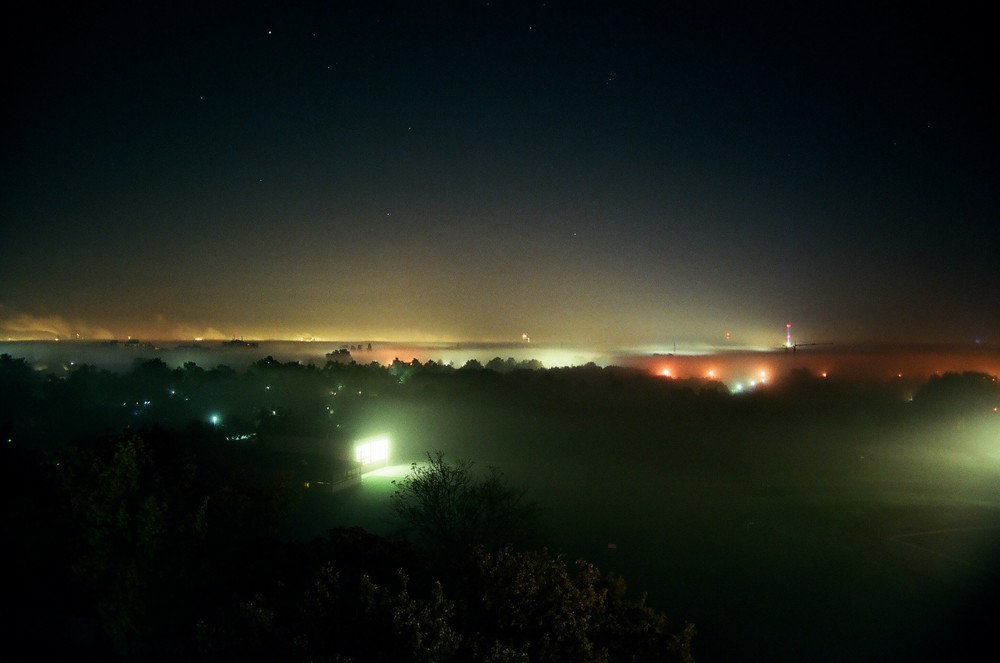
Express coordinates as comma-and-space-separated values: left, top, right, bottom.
2, 340, 998, 660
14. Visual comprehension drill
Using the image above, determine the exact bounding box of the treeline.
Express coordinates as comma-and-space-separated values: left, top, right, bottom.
2, 352, 997, 457
0, 353, 729, 452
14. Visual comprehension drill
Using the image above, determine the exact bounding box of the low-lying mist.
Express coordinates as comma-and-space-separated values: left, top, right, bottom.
3, 345, 998, 662
307, 367, 1000, 662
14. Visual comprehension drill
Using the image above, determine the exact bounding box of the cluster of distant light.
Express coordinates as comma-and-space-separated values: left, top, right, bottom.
654, 364, 835, 394
656, 366, 784, 394
730, 371, 770, 394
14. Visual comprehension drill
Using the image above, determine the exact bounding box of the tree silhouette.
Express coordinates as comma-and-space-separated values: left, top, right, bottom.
390, 452, 540, 554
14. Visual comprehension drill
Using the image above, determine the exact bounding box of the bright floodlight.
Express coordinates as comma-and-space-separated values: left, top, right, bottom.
355, 435, 390, 467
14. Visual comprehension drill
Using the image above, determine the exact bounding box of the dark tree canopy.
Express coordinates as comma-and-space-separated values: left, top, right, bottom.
391, 452, 541, 554
912, 371, 999, 415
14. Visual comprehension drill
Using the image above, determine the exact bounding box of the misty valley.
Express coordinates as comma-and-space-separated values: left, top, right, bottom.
3, 349, 998, 662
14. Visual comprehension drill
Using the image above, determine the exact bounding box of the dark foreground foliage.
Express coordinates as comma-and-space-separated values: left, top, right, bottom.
4, 352, 997, 661
2, 424, 693, 662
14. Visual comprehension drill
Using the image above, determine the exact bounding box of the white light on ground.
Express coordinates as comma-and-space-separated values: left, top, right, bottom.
363, 463, 414, 478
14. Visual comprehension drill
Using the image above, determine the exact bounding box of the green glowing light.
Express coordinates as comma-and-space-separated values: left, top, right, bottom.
355, 435, 390, 466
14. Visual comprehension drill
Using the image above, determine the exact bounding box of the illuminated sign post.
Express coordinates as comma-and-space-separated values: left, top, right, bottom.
354, 435, 390, 469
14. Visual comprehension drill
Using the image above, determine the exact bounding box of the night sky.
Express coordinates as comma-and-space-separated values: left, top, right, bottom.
3, 2, 997, 347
